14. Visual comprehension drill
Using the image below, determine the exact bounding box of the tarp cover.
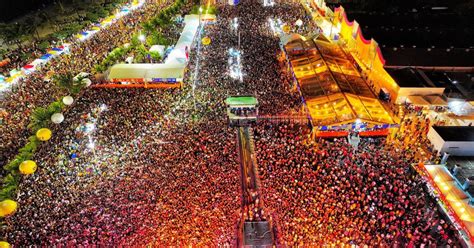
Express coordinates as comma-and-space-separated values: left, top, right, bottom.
108, 63, 185, 81
225, 96, 258, 106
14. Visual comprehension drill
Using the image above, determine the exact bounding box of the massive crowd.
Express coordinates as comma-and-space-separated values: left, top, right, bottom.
0, 0, 463, 246
0, 0, 177, 166
255, 122, 460, 246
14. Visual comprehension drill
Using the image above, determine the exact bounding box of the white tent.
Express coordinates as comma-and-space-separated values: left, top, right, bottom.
166, 48, 188, 64
108, 63, 185, 82
164, 15, 199, 64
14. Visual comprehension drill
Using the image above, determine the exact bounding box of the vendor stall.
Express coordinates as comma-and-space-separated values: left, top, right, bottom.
104, 63, 185, 88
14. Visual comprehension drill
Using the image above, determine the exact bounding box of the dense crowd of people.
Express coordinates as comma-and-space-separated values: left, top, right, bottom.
0, 0, 464, 246
5, 88, 241, 245
255, 122, 460, 246
0, 0, 177, 166
0, 46, 44, 76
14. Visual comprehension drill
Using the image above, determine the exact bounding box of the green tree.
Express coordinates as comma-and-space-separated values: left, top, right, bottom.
0, 23, 25, 48
142, 21, 155, 34
28, 106, 50, 132
53, 73, 86, 95
0, 174, 19, 201
149, 51, 162, 62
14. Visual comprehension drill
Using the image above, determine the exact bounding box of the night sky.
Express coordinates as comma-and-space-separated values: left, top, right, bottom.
0, 0, 55, 22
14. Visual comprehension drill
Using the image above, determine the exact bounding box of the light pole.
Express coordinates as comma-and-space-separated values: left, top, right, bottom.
199, 6, 203, 26
193, 6, 204, 114
238, 31, 241, 50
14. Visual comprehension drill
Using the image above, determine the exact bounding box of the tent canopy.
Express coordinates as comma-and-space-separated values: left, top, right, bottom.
425, 164, 454, 183
166, 49, 187, 64
407, 95, 431, 106
175, 15, 199, 50
424, 95, 448, 106
108, 63, 185, 82
280, 33, 306, 46
225, 96, 258, 107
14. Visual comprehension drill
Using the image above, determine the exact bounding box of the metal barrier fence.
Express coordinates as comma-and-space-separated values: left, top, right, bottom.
257, 115, 311, 125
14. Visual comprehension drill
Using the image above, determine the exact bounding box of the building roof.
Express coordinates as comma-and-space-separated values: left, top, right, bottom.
225, 96, 258, 106
433, 126, 474, 142
107, 63, 185, 81
335, 9, 474, 49
423, 163, 474, 239
444, 72, 474, 101
285, 35, 393, 126
386, 67, 432, 88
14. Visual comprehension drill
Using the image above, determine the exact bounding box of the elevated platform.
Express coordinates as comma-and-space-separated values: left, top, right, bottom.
447, 157, 474, 196
226, 96, 258, 127
243, 221, 273, 247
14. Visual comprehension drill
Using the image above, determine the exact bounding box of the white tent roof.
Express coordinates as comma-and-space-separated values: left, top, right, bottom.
175, 22, 199, 50
183, 14, 216, 23
108, 63, 185, 81
166, 49, 187, 64
164, 14, 200, 64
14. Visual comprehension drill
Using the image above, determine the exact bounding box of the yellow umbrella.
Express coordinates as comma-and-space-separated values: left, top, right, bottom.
19, 160, 37, 175
0, 200, 18, 217
202, 37, 211, 45
36, 128, 52, 141
0, 241, 10, 248
283, 25, 291, 33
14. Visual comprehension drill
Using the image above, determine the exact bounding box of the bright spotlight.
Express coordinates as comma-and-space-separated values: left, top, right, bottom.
100, 104, 107, 111
87, 142, 95, 149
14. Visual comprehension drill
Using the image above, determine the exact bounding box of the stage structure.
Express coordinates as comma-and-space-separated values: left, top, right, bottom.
104, 63, 185, 89
225, 96, 259, 128
226, 96, 275, 247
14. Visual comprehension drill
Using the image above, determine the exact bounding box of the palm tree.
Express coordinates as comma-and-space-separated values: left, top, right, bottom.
0, 23, 24, 49
53, 73, 86, 95
24, 16, 41, 41
142, 21, 155, 34
39, 10, 52, 27
28, 106, 51, 132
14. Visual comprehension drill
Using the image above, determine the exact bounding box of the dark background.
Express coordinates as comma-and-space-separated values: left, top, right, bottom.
0, 0, 117, 22
0, 0, 56, 22
1, 0, 473, 48
326, 0, 474, 48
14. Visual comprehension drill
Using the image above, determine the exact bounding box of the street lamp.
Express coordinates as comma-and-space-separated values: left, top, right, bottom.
199, 6, 203, 26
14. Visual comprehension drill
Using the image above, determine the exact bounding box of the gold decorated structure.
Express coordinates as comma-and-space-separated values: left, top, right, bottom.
284, 35, 394, 126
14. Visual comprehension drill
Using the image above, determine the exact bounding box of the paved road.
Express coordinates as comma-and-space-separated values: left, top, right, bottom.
237, 127, 275, 246
238, 127, 260, 208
